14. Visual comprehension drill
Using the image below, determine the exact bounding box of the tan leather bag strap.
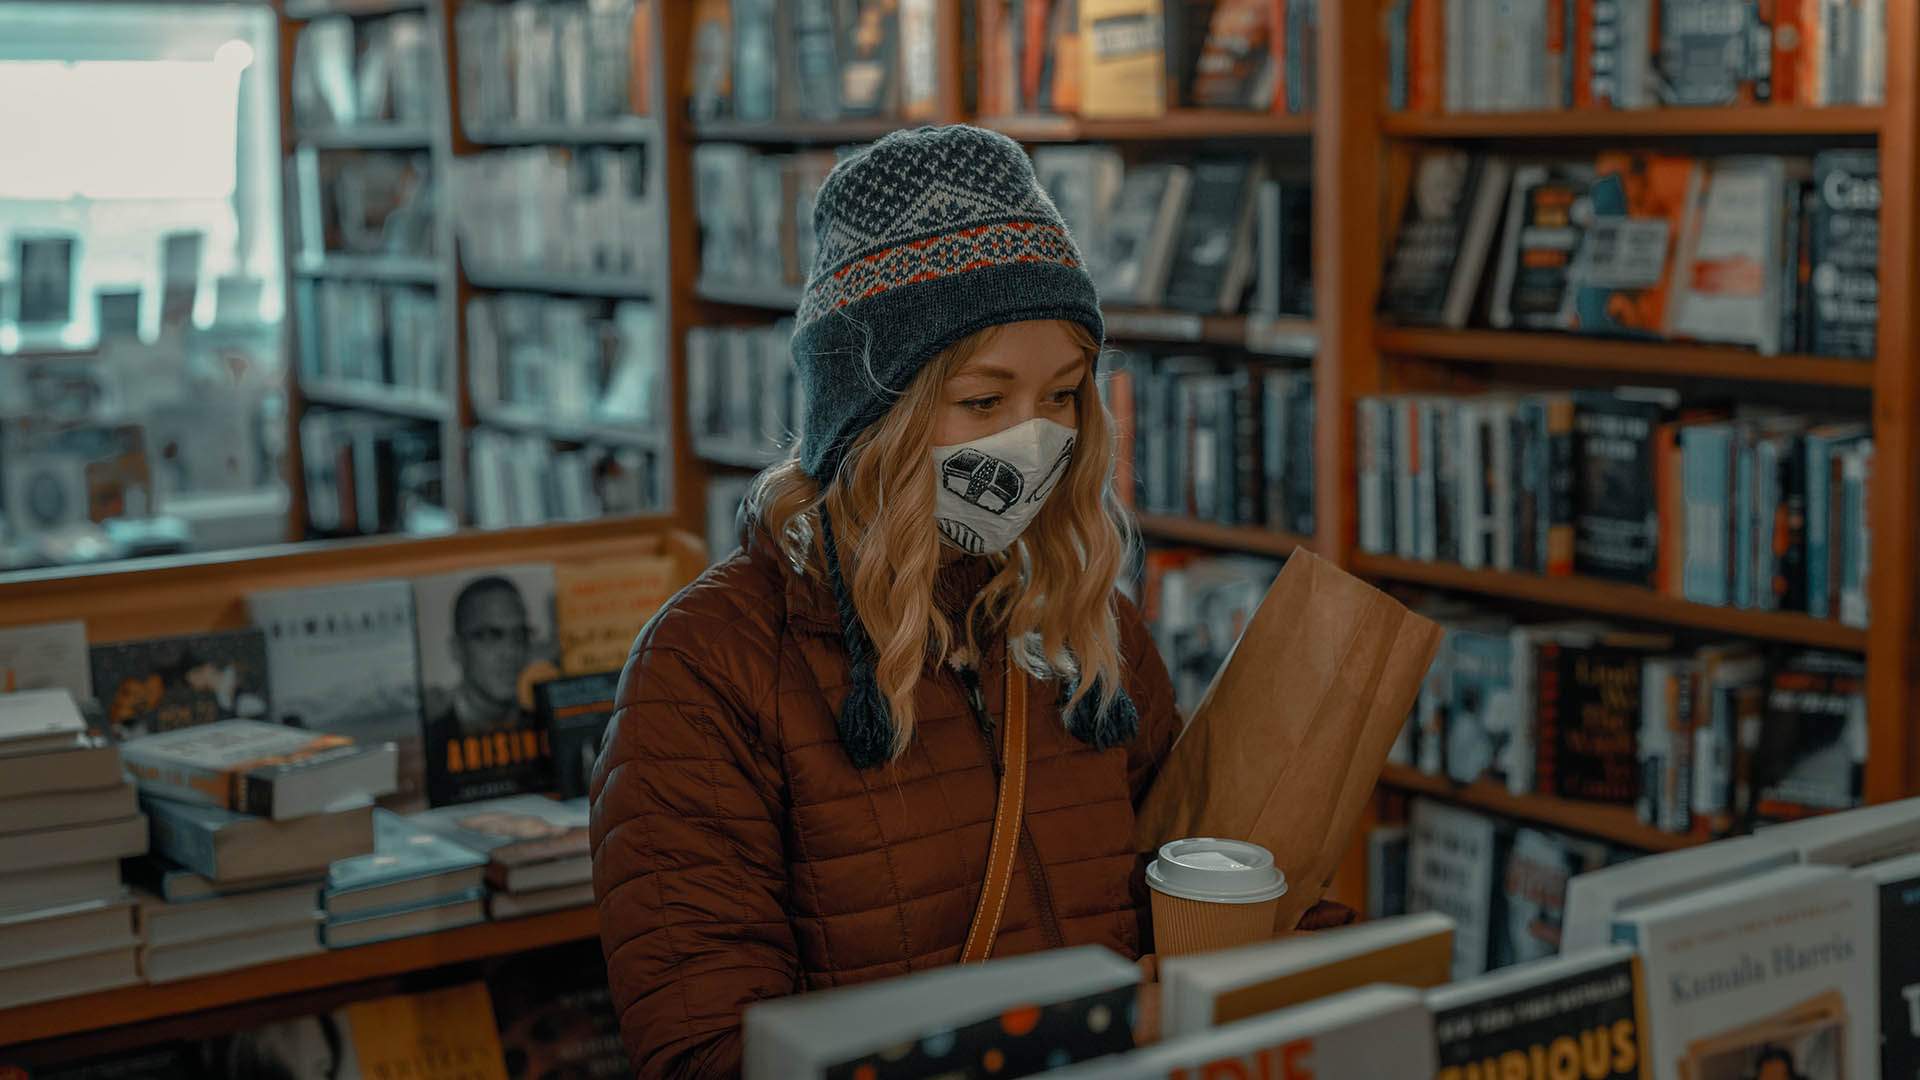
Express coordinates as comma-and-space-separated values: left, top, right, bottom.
961, 655, 1029, 964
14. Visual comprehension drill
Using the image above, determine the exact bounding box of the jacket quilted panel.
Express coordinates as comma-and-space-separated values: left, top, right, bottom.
589, 532, 1180, 1079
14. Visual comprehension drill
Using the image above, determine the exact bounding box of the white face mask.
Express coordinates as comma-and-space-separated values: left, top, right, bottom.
930, 418, 1076, 555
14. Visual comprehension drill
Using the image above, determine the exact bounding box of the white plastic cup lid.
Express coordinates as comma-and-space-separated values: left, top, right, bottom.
1145, 838, 1289, 905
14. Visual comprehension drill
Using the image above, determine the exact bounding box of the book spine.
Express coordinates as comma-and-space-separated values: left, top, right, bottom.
1490, 401, 1515, 571
1359, 398, 1387, 553
1412, 0, 1445, 111
1733, 432, 1756, 609
1506, 630, 1536, 794
1681, 427, 1731, 606
1543, 0, 1566, 107
1386, 0, 1410, 113
1234, 371, 1261, 526
1262, 373, 1286, 528
1545, 396, 1576, 576
1781, 434, 1809, 611
1395, 398, 1417, 557
1419, 400, 1440, 560
121, 755, 234, 812
1434, 399, 1458, 563
144, 801, 220, 879
1446, 0, 1470, 110
1654, 422, 1685, 596
1840, 443, 1871, 628
1637, 660, 1669, 826
1772, 0, 1803, 103
1534, 642, 1561, 795
1458, 401, 1485, 569
1666, 664, 1696, 833
1806, 435, 1835, 618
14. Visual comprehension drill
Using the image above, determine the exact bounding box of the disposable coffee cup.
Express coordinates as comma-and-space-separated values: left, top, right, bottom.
1145, 838, 1289, 957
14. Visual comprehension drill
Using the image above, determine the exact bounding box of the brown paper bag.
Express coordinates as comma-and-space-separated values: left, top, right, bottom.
1135, 550, 1443, 931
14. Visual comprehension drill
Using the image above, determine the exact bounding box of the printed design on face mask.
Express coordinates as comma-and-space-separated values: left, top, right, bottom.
937, 518, 988, 555
940, 448, 1024, 516
1026, 437, 1074, 504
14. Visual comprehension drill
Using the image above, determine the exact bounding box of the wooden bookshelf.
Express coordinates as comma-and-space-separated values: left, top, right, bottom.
463, 267, 657, 299
1352, 553, 1869, 650
292, 125, 434, 150
690, 117, 911, 145
291, 255, 443, 285
1377, 328, 1878, 389
1383, 106, 1885, 138
694, 278, 803, 311
298, 380, 454, 421
463, 119, 656, 146
1134, 515, 1310, 559
986, 110, 1315, 143
1378, 765, 1700, 853
0, 908, 599, 1047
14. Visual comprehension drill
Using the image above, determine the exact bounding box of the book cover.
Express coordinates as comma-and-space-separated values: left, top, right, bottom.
1561, 834, 1795, 955
1095, 162, 1192, 307
1754, 650, 1866, 821
1569, 153, 1701, 339
247, 578, 426, 810
1861, 852, 1920, 1079
1380, 152, 1512, 327
1444, 621, 1518, 787
1671, 157, 1789, 355
142, 794, 371, 882
1369, 825, 1411, 919
487, 941, 627, 1079
0, 619, 90, 702
533, 671, 619, 800
1612, 863, 1875, 1080
1489, 826, 1607, 969
552, 556, 677, 676
0, 687, 85, 756
1078, 0, 1168, 119
1492, 163, 1594, 331
686, 0, 732, 120
1410, 797, 1500, 980
836, 0, 898, 116
122, 718, 392, 818
343, 982, 510, 1080
1680, 422, 1735, 606
1808, 149, 1878, 358
412, 565, 560, 806
730, 0, 777, 122
90, 628, 272, 742
325, 807, 487, 903
1429, 946, 1648, 1080
1187, 0, 1274, 108
405, 794, 588, 886
1657, 0, 1769, 105
1573, 391, 1667, 585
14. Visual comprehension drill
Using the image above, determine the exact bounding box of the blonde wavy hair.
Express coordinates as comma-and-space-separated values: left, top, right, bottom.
747, 320, 1130, 760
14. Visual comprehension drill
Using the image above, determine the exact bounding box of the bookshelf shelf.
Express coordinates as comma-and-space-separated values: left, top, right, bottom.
283, 0, 428, 17
1382, 106, 1886, 138
292, 255, 443, 285
986, 110, 1315, 143
300, 380, 454, 421
473, 404, 664, 448
1105, 310, 1318, 356
1134, 515, 1310, 558
1378, 765, 1699, 853
464, 119, 657, 146
1351, 553, 1870, 650
691, 117, 911, 145
293, 125, 434, 150
0, 907, 599, 1046
694, 279, 802, 312
463, 267, 656, 299
1377, 328, 1877, 388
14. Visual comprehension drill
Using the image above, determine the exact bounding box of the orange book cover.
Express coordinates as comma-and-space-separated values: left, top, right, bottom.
1570, 152, 1701, 339
1572, 0, 1596, 108
554, 556, 682, 675
979, 0, 1008, 116
342, 983, 509, 1080
1762, 0, 1798, 104
1545, 0, 1566, 107
628, 0, 653, 114
1023, 0, 1053, 110
1798, 0, 1824, 105
1654, 419, 1684, 596
1048, 0, 1083, 113
1109, 369, 1137, 509
1269, 0, 1288, 111
1409, 0, 1444, 112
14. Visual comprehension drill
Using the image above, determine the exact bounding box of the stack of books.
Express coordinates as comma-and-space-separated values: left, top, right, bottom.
0, 689, 145, 1009
123, 719, 398, 981
409, 794, 593, 920
322, 809, 487, 947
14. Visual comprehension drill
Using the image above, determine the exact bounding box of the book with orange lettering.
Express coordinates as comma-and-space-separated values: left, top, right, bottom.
553, 556, 678, 675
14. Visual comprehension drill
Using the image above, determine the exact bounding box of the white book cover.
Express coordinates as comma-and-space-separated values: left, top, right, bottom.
1669, 157, 1787, 354
1762, 795, 1920, 869
0, 620, 90, 703
248, 579, 426, 809
0, 688, 85, 753
1563, 837, 1795, 955
1047, 985, 1436, 1079
1613, 863, 1877, 1080
1410, 797, 1499, 980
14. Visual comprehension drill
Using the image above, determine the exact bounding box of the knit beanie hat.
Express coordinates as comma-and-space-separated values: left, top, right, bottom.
788, 124, 1135, 767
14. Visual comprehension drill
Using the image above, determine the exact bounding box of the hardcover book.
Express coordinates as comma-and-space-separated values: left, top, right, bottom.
1656, 0, 1770, 105
1488, 826, 1607, 969
325, 808, 487, 917
141, 793, 373, 882
1429, 946, 1649, 1080
1860, 851, 1920, 1080
1669, 157, 1789, 355
0, 688, 86, 757
552, 557, 677, 676
1753, 650, 1867, 821
1187, 0, 1275, 108
1380, 151, 1511, 328
534, 671, 619, 799
1491, 163, 1594, 331
1094, 163, 1192, 306
121, 719, 397, 820
247, 578, 427, 809
90, 628, 272, 741
412, 564, 560, 806
1409, 797, 1501, 980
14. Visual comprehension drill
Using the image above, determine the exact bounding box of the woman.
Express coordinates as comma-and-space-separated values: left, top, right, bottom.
591, 125, 1341, 1079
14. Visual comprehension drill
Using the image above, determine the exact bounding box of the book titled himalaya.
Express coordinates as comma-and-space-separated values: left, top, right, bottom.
534, 671, 619, 799
1612, 863, 1875, 1080
90, 628, 271, 741
122, 719, 397, 820
1379, 151, 1511, 328
1429, 945, 1648, 1080
247, 579, 427, 809
488, 941, 628, 1080
745, 946, 1138, 1080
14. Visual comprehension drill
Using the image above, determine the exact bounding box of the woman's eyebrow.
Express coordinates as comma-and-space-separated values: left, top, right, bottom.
953, 356, 1086, 383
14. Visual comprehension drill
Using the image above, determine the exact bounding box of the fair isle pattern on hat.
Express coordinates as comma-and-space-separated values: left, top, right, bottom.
795, 219, 1083, 328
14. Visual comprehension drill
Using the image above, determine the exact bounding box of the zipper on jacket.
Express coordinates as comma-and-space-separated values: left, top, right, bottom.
955, 663, 1066, 950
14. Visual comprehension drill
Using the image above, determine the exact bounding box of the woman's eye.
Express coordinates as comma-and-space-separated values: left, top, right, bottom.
960, 395, 1000, 413
1046, 388, 1081, 407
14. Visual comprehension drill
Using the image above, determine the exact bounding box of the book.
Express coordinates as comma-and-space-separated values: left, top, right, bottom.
486, 880, 595, 920
0, 688, 87, 757
1491, 162, 1594, 331
1612, 863, 1875, 1080
1568, 153, 1701, 339
1573, 390, 1668, 585
89, 628, 272, 741
1047, 984, 1437, 1079
1187, 0, 1275, 108
0, 1043, 195, 1078
1753, 650, 1866, 820
1161, 910, 1454, 1036
0, 619, 90, 701
138, 882, 320, 948
1409, 797, 1500, 980
743, 946, 1139, 1080
1760, 795, 1920, 868
1669, 157, 1789, 355
0, 898, 136, 971
321, 890, 484, 947
1562, 835, 1796, 955
1078, 0, 1168, 119
142, 919, 320, 983
1429, 945, 1648, 1080
405, 794, 590, 893
1809, 149, 1879, 358
412, 564, 561, 806
0, 944, 140, 1010
0, 813, 147, 875
1657, 0, 1770, 105
1368, 825, 1410, 919
247, 578, 427, 809
141, 794, 373, 882
1379, 151, 1511, 328
552, 556, 677, 675
0, 780, 136, 835
122, 856, 321, 905
533, 671, 619, 799
0, 860, 124, 919
487, 941, 628, 1079
336, 982, 510, 1080
1094, 163, 1192, 307
122, 719, 397, 821
1860, 851, 1920, 1079
1162, 157, 1265, 315
324, 807, 488, 920
1489, 826, 1606, 969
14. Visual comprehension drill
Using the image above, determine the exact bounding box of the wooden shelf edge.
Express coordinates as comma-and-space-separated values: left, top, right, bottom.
985, 110, 1315, 142
464, 268, 656, 299
1383, 105, 1885, 138
0, 908, 599, 1046
293, 256, 443, 285
1134, 514, 1310, 558
690, 117, 909, 144
1378, 765, 1699, 852
693, 280, 802, 312
1377, 328, 1876, 388
474, 405, 665, 449
464, 120, 656, 146
293, 126, 434, 150
1352, 553, 1869, 650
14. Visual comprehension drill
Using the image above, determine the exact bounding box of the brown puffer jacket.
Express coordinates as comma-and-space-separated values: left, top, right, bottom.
589, 529, 1179, 1078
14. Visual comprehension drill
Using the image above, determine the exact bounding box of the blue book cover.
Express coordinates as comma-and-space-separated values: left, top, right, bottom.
1681, 422, 1733, 606
139, 794, 233, 879
140, 792, 372, 881
1444, 623, 1517, 787
325, 809, 486, 899
1732, 431, 1756, 609
1805, 424, 1869, 618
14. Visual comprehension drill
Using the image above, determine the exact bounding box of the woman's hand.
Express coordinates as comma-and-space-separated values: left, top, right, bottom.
1134, 953, 1162, 1046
